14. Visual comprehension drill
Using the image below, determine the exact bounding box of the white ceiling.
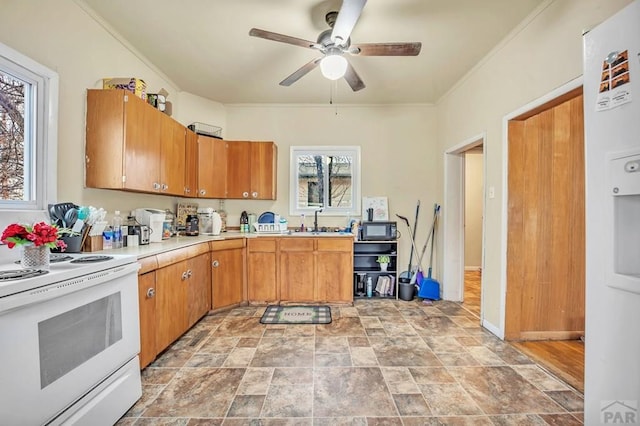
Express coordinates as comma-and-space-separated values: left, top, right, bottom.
79, 0, 545, 105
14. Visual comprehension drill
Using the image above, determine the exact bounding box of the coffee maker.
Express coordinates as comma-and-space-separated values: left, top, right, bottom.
134, 208, 166, 243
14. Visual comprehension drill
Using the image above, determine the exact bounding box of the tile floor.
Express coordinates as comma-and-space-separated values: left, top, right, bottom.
117, 299, 584, 425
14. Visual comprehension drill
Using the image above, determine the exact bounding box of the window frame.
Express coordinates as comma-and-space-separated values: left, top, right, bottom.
289, 146, 361, 217
0, 41, 58, 214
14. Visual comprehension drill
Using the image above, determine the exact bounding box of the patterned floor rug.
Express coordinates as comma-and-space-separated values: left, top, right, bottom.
259, 305, 332, 325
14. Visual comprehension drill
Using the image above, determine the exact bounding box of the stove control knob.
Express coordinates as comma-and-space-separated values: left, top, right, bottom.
146, 288, 155, 298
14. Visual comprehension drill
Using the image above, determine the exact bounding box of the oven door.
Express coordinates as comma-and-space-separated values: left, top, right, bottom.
0, 263, 140, 425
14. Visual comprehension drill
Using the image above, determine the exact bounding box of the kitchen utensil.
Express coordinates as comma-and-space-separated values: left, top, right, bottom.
64, 208, 78, 228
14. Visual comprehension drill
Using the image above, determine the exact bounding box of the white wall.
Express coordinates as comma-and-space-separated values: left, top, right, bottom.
464, 151, 483, 268
225, 103, 438, 270
0, 0, 226, 223
436, 0, 633, 331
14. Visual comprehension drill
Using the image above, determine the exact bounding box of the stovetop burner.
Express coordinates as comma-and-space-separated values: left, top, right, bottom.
15, 253, 74, 265
70, 255, 114, 264
0, 269, 49, 281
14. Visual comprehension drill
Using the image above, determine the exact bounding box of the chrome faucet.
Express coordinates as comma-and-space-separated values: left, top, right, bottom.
313, 208, 323, 232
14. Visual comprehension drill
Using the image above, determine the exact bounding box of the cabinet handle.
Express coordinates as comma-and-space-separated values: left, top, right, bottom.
161, 183, 168, 191
242, 191, 249, 198
199, 189, 206, 196
146, 288, 155, 298
212, 260, 219, 268
185, 187, 191, 194
153, 182, 161, 190
181, 271, 188, 280
187, 269, 192, 278
252, 192, 258, 198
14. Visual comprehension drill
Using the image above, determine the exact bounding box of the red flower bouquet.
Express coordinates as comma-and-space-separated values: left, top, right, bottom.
1, 222, 68, 251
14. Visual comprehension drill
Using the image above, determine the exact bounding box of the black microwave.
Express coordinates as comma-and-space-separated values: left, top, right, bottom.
360, 221, 397, 241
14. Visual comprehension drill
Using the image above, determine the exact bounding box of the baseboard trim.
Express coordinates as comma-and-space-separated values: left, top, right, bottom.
482, 318, 504, 339
517, 330, 584, 341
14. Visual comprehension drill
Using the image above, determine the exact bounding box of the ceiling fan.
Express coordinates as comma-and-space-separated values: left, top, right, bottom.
249, 0, 422, 92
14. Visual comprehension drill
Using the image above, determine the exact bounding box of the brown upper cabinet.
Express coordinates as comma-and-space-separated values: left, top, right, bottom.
197, 135, 227, 198
184, 129, 199, 197
85, 89, 185, 196
226, 141, 277, 200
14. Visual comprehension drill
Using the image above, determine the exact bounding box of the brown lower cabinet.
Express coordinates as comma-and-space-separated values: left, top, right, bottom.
211, 239, 245, 309
137, 243, 211, 369
247, 238, 278, 302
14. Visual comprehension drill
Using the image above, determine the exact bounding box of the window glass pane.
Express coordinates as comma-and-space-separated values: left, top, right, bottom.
290, 147, 360, 216
0, 71, 28, 201
328, 155, 353, 208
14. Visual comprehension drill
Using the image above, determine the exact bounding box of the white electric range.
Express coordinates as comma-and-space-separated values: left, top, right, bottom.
0, 251, 142, 425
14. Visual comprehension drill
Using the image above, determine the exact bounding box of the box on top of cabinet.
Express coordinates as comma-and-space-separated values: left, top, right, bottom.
102, 78, 147, 100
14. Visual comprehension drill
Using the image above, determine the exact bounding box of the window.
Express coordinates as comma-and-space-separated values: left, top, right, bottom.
0, 41, 58, 212
290, 146, 360, 216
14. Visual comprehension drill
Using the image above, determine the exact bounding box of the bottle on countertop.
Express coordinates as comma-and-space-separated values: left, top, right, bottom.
240, 211, 248, 233
218, 200, 227, 232
112, 210, 123, 249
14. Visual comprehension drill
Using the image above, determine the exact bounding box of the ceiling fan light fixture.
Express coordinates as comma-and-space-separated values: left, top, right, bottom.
320, 54, 347, 80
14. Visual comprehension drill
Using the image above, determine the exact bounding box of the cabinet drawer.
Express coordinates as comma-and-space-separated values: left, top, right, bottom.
317, 238, 353, 252
280, 238, 314, 251
248, 238, 276, 252
210, 238, 244, 251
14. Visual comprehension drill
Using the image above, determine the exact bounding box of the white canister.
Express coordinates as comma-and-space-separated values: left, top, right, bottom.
211, 211, 222, 236
149, 213, 165, 243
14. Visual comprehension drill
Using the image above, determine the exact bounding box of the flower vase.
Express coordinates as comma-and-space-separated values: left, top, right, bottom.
21, 245, 50, 270
380, 263, 388, 272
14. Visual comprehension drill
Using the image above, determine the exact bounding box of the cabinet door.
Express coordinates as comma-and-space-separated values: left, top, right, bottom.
250, 142, 277, 200
317, 239, 353, 303
123, 92, 161, 192
197, 135, 227, 198
226, 141, 251, 199
187, 253, 212, 327
212, 247, 244, 309
279, 238, 315, 301
138, 271, 157, 369
155, 260, 188, 353
86, 90, 126, 189
247, 238, 277, 302
184, 129, 198, 197
160, 115, 186, 196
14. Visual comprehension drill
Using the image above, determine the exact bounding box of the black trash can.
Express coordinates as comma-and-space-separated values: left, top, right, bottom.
398, 280, 415, 301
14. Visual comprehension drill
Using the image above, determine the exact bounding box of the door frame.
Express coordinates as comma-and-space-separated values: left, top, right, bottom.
499, 76, 583, 338
443, 133, 486, 311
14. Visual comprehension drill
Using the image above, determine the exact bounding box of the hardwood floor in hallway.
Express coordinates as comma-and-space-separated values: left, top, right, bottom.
462, 269, 584, 393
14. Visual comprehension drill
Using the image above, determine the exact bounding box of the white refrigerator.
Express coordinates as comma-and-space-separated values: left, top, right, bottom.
583, 0, 640, 424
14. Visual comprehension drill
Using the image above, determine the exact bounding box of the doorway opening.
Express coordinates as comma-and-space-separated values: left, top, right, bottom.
443, 134, 486, 322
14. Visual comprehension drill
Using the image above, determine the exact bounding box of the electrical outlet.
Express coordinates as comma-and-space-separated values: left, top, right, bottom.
488, 186, 495, 199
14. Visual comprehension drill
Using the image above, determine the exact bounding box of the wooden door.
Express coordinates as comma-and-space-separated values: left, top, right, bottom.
123, 91, 160, 192
187, 253, 211, 327
184, 129, 198, 197
250, 142, 277, 200
137, 271, 156, 369
279, 238, 315, 301
211, 245, 244, 309
316, 238, 353, 303
247, 238, 277, 302
155, 260, 188, 352
226, 141, 251, 199
159, 115, 186, 196
505, 90, 585, 341
197, 135, 227, 198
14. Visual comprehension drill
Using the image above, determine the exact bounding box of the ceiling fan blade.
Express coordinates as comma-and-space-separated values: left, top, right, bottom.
350, 42, 422, 56
343, 61, 366, 92
331, 0, 367, 46
279, 57, 323, 86
249, 28, 318, 50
